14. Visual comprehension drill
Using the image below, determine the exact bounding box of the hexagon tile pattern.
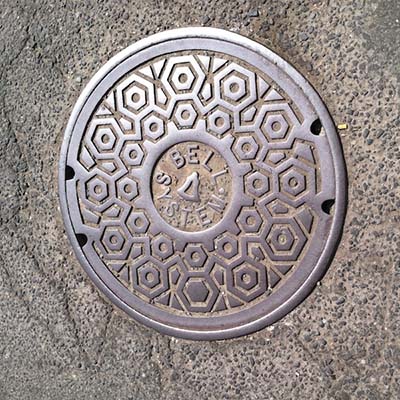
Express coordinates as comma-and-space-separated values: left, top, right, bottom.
61, 34, 343, 340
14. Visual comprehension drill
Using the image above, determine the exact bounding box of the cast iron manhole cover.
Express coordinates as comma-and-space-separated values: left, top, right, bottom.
59, 28, 346, 340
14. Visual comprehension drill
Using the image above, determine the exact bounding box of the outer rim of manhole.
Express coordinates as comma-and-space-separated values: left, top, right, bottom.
59, 27, 347, 340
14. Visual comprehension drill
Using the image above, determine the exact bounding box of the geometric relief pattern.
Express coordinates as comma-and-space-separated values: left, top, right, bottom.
74, 52, 321, 316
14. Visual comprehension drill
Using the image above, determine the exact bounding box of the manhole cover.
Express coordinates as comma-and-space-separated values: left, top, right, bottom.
59, 28, 346, 340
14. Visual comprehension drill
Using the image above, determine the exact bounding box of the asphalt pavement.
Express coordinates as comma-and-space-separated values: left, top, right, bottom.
0, 0, 399, 399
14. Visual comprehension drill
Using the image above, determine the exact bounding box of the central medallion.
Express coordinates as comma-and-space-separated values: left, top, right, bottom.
152, 141, 231, 231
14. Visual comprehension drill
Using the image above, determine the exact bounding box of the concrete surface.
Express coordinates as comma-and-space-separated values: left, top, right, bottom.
0, 0, 399, 399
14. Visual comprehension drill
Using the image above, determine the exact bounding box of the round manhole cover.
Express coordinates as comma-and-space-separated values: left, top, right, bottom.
59, 28, 346, 340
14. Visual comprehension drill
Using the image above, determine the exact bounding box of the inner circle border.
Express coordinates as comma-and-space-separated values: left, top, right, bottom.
150, 139, 232, 233
133, 123, 250, 251
59, 27, 347, 340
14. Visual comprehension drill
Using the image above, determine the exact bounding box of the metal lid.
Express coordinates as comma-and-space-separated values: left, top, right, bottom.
59, 28, 347, 340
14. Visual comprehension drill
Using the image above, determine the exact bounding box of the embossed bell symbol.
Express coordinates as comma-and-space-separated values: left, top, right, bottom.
177, 171, 200, 202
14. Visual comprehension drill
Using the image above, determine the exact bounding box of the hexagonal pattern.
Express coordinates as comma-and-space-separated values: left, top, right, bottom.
174, 103, 198, 128
116, 74, 154, 119
261, 218, 307, 262
138, 264, 161, 289
222, 73, 247, 102
184, 244, 207, 268
86, 175, 109, 203
161, 56, 205, 97
215, 62, 256, 111
261, 111, 291, 142
234, 136, 259, 160
93, 126, 117, 152
216, 235, 239, 259
132, 260, 168, 299
234, 265, 258, 290
117, 176, 138, 202
227, 261, 267, 302
281, 168, 306, 197
121, 143, 144, 167
246, 171, 270, 197
152, 234, 174, 260
85, 118, 123, 159
65, 43, 341, 337
178, 275, 219, 312
97, 225, 131, 260
127, 211, 150, 234
143, 114, 165, 141
102, 226, 125, 252
277, 159, 316, 206
207, 108, 231, 136
170, 65, 196, 91
237, 208, 263, 233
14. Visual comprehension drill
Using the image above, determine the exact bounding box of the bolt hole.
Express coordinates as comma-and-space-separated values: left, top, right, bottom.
278, 234, 287, 245
124, 184, 132, 193
271, 121, 281, 132
310, 118, 322, 135
215, 116, 224, 127
230, 82, 240, 93
110, 235, 118, 244
94, 185, 103, 194
242, 142, 251, 153
289, 177, 298, 188
76, 233, 88, 247
145, 272, 155, 282
178, 73, 187, 83
149, 122, 158, 132
242, 273, 251, 284
129, 149, 138, 159
135, 217, 143, 227
132, 92, 140, 102
101, 134, 110, 144
181, 110, 190, 120
65, 165, 75, 180
159, 242, 168, 252
246, 216, 256, 226
223, 242, 232, 253
191, 251, 200, 261
322, 199, 335, 215
252, 178, 263, 189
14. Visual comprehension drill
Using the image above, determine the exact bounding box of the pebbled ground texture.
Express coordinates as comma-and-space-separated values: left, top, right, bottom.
0, 1, 399, 399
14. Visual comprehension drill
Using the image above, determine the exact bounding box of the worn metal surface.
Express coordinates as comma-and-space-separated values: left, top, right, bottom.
59, 28, 346, 340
